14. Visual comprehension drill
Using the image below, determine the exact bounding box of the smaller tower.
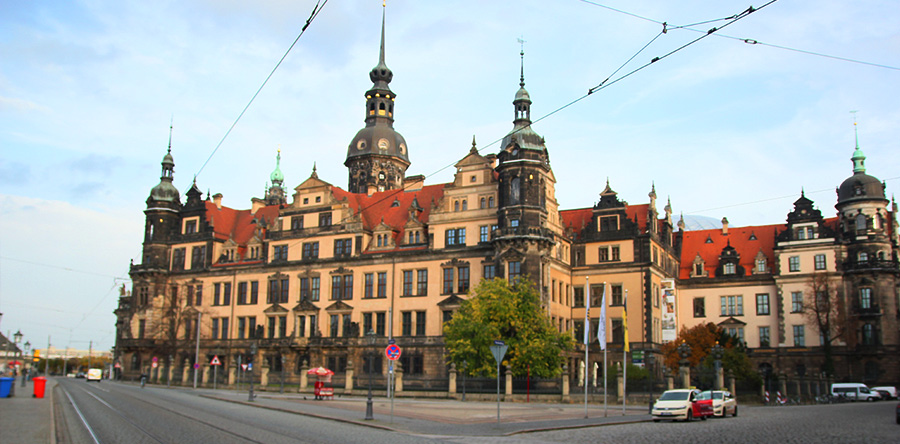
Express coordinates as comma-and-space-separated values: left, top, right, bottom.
142, 124, 182, 270
265, 149, 287, 205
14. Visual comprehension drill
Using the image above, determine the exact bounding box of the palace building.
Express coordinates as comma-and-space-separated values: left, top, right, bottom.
115, 12, 898, 391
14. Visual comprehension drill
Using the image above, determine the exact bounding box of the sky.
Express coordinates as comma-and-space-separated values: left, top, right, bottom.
1, 0, 897, 353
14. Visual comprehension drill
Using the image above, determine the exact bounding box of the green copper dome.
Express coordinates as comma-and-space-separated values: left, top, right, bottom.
270, 150, 284, 184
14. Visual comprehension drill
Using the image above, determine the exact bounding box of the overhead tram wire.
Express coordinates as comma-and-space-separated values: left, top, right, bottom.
298, 1, 780, 234
579, 0, 899, 72
194, 0, 329, 179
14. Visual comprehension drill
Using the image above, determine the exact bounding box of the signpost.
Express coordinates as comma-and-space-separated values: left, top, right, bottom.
489, 340, 509, 423
210, 355, 221, 389
385, 343, 401, 423
385, 344, 401, 361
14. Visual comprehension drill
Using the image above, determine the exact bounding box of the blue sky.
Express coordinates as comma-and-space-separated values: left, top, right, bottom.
1, 0, 897, 352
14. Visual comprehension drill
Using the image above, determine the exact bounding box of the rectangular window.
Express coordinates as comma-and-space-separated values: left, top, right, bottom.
611, 284, 624, 306
720, 295, 743, 316
789, 256, 800, 272
598, 247, 609, 262
268, 316, 276, 338
483, 264, 496, 280
590, 284, 603, 308
363, 312, 373, 335
756, 293, 770, 315
793, 325, 805, 347
458, 266, 470, 294
273, 245, 288, 262
573, 286, 584, 308
302, 242, 319, 259
186, 285, 195, 306
791, 291, 803, 313
185, 220, 197, 234
330, 315, 339, 337
756, 258, 767, 273
342, 314, 351, 337
300, 278, 310, 301
508, 261, 521, 283
343, 275, 353, 300
727, 327, 745, 344
330, 275, 353, 300
268, 280, 278, 304
416, 311, 426, 336
191, 245, 206, 269
279, 278, 288, 304
416, 269, 428, 296
211, 318, 220, 339
298, 316, 306, 337
600, 216, 618, 231
309, 314, 317, 337
138, 320, 146, 339
814, 254, 826, 270
859, 288, 872, 309
238, 282, 248, 305
248, 316, 257, 338
402, 270, 413, 296
249, 281, 258, 304
402, 312, 412, 336
442, 268, 454, 294
611, 319, 623, 343
223, 282, 232, 306
238, 317, 246, 339
172, 248, 186, 270
213, 283, 221, 306
611, 245, 620, 261
445, 228, 466, 246
334, 238, 352, 257
291, 216, 303, 230
693, 297, 705, 317
364, 273, 374, 299
310, 277, 319, 301
319, 212, 332, 227
377, 272, 387, 298
480, 225, 489, 242
376, 312, 386, 336
759, 326, 770, 347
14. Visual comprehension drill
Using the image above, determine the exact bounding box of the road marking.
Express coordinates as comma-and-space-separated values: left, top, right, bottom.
62, 388, 102, 444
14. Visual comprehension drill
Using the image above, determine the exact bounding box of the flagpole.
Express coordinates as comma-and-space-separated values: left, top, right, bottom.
584, 276, 589, 419
623, 289, 628, 416
600, 282, 608, 418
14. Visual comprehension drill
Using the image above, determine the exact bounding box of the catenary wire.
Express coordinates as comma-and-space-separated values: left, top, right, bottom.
194, 0, 328, 179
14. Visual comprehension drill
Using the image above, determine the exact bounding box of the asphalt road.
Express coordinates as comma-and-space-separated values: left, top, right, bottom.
53, 378, 443, 444
52, 379, 899, 444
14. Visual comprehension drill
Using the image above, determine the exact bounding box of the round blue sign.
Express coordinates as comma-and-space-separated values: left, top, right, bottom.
385, 344, 402, 361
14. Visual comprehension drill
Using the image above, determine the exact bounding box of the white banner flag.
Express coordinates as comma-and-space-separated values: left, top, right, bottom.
598, 283, 607, 350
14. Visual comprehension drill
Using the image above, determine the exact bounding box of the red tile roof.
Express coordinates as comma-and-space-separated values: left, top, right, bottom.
678, 223, 788, 280
330, 184, 446, 243
204, 201, 281, 244
560, 204, 654, 239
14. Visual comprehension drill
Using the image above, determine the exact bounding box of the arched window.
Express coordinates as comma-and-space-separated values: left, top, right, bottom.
454, 201, 460, 212
510, 177, 520, 204
480, 198, 486, 209
379, 103, 385, 110
858, 251, 868, 262
409, 232, 414, 244
461, 200, 467, 211
859, 288, 872, 309
861, 324, 876, 345
377, 235, 382, 247
724, 263, 736, 275
489, 196, 495, 208
856, 214, 866, 230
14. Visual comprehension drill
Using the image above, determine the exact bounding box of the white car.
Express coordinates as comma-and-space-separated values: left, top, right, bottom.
699, 390, 738, 417
652, 389, 713, 422
871, 386, 897, 400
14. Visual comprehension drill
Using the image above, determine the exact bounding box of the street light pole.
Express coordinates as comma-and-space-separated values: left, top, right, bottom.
22, 341, 31, 387
248, 342, 257, 402
12, 330, 22, 396
365, 329, 376, 420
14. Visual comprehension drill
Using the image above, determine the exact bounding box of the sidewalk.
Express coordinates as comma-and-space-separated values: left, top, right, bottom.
200, 388, 651, 437
0, 377, 55, 444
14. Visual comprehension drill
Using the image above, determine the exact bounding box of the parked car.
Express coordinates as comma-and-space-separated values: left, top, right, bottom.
831, 383, 881, 402
652, 389, 714, 422
699, 390, 738, 417
872, 386, 897, 400
75, 372, 85, 378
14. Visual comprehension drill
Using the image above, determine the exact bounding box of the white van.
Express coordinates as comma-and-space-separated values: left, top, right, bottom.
86, 368, 103, 382
831, 383, 880, 401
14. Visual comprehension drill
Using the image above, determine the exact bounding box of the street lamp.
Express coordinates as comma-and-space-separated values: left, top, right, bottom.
646, 353, 655, 414
248, 342, 257, 402
22, 341, 31, 387
365, 329, 376, 420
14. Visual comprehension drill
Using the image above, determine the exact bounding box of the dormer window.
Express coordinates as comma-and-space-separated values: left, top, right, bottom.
756, 258, 766, 273
600, 216, 618, 232
695, 263, 704, 276
858, 252, 868, 262
723, 263, 736, 275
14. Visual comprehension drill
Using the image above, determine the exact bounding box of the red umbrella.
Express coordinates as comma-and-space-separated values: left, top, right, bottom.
307, 366, 334, 377
7, 361, 22, 366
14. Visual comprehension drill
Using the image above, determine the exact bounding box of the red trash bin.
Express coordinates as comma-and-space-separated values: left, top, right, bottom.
33, 377, 47, 399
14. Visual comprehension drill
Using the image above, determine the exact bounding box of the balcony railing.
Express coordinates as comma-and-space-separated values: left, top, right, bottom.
842, 259, 899, 271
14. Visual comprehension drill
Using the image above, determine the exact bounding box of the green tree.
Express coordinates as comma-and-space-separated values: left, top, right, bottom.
443, 277, 574, 378
661, 322, 758, 384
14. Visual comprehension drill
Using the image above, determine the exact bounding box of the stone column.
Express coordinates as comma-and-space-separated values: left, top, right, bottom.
561, 364, 570, 402
666, 375, 674, 390
448, 363, 457, 396
299, 360, 309, 393
680, 365, 690, 388
617, 373, 625, 402
727, 371, 736, 395
260, 362, 270, 388
394, 361, 404, 394
715, 366, 724, 391
778, 373, 787, 398
344, 360, 354, 396
793, 379, 801, 400
167, 362, 175, 385
181, 359, 191, 386
504, 367, 513, 396
228, 362, 237, 386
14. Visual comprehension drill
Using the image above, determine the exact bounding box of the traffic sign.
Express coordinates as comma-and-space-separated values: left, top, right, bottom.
210, 355, 222, 366
385, 344, 402, 361
152, 362, 158, 368
490, 340, 508, 365
193, 363, 200, 369
388, 338, 396, 345
241, 364, 248, 371
114, 362, 121, 369
247, 363, 253, 371
152, 356, 158, 363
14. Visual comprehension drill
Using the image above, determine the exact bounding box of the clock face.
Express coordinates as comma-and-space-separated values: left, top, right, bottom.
377, 138, 389, 150
357, 139, 367, 150
378, 172, 386, 180
399, 143, 406, 154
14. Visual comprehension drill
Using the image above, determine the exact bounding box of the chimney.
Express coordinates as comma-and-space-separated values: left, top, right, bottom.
213, 193, 223, 209
721, 217, 729, 235
250, 197, 264, 215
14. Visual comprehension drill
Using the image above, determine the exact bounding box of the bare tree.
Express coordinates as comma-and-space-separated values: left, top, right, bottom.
804, 273, 846, 376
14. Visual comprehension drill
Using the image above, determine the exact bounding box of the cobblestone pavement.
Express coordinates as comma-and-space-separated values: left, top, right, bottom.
436, 402, 899, 443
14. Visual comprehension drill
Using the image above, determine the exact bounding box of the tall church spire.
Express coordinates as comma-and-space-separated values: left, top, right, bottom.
851, 116, 866, 174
